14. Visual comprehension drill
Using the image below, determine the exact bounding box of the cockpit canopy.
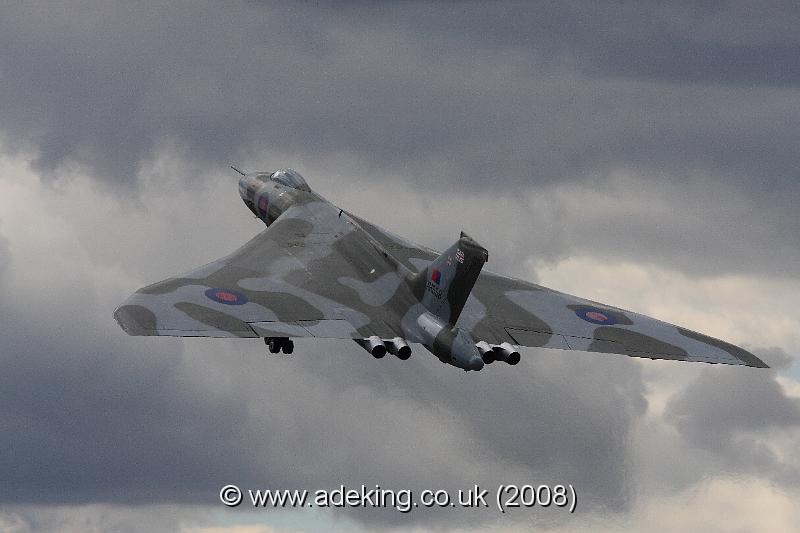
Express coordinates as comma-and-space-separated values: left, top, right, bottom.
268, 168, 311, 192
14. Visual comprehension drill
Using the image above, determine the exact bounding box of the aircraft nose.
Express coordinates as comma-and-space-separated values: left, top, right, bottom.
469, 356, 485, 371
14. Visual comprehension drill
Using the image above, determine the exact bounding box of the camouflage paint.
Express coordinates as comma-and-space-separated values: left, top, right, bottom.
114, 169, 768, 371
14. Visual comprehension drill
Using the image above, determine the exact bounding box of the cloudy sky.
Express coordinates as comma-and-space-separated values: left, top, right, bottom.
1, 2, 799, 531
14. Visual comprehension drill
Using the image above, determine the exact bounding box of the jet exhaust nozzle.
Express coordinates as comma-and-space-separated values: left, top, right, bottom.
355, 336, 387, 358
476, 341, 496, 364
492, 342, 521, 365
386, 337, 412, 360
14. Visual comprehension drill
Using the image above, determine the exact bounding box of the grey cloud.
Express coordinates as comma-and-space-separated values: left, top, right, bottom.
0, 232, 9, 280
664, 359, 800, 486
360, 2, 800, 86
0, 279, 646, 527
0, 323, 254, 504
1, 2, 798, 281
295, 347, 647, 518
0, 2, 798, 191
666, 366, 800, 445
752, 346, 795, 370
0, 173, 646, 528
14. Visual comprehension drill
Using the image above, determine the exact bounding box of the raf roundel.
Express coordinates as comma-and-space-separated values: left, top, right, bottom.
574, 306, 618, 326
205, 288, 248, 306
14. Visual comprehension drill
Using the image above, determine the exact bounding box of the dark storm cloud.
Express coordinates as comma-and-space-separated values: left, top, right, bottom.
292, 345, 647, 522
1, 2, 799, 190
0, 261, 645, 528
0, 308, 255, 504
1, 1, 798, 281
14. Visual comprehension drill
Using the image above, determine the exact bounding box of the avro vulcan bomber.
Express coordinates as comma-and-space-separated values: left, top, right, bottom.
114, 169, 767, 372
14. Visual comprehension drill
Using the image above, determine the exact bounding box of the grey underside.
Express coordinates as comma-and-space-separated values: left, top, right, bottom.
114, 195, 767, 368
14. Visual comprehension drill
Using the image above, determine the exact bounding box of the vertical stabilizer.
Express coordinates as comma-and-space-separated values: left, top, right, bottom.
414, 232, 488, 324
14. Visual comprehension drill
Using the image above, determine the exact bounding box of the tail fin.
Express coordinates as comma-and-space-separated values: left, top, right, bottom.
414, 232, 488, 324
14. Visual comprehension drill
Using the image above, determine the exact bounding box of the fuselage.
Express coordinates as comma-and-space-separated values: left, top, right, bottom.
236, 168, 489, 371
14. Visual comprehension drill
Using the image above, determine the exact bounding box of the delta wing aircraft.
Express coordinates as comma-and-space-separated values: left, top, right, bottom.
114, 168, 767, 371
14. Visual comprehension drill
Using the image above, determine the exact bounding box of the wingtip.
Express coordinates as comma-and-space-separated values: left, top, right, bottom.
113, 303, 158, 336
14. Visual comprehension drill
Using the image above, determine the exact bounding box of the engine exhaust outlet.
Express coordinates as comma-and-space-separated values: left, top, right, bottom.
354, 336, 387, 358
492, 342, 521, 365
386, 337, 411, 360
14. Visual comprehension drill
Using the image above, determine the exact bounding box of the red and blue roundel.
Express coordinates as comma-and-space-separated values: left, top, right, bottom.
574, 306, 618, 325
258, 194, 268, 213
205, 288, 248, 305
